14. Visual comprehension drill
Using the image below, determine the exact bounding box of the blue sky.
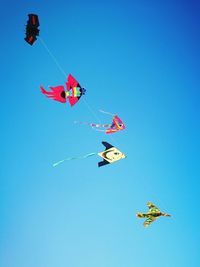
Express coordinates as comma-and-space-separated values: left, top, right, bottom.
1, 1, 200, 266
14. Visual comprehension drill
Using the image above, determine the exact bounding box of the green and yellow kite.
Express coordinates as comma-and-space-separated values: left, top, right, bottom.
136, 202, 171, 227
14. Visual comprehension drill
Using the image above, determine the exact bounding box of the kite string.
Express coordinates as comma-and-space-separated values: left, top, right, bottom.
38, 37, 103, 124
82, 98, 102, 124
38, 36, 118, 144
38, 37, 67, 77
83, 99, 118, 144
83, 99, 117, 149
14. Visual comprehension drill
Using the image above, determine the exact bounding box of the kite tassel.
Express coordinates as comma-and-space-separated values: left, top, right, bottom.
99, 109, 115, 116
53, 152, 97, 167
74, 121, 111, 129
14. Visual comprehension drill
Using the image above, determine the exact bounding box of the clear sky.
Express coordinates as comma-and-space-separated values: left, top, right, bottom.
1, 1, 200, 266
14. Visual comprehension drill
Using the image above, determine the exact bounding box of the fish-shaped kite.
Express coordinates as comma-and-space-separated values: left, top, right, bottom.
136, 202, 171, 227
98, 141, 126, 167
75, 110, 125, 134
40, 74, 86, 107
24, 14, 40, 45
53, 141, 126, 168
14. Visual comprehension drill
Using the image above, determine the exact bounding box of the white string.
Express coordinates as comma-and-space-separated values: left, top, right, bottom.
39, 37, 103, 125
39, 37, 67, 78
82, 98, 102, 124
38, 36, 118, 145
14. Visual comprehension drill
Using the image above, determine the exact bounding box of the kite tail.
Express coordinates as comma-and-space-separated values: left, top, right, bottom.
40, 85, 66, 103
53, 152, 96, 167
163, 213, 171, 217
99, 109, 115, 116
74, 121, 111, 129
92, 128, 108, 132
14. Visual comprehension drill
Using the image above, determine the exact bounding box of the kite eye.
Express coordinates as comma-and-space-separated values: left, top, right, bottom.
114, 152, 119, 155
81, 88, 86, 95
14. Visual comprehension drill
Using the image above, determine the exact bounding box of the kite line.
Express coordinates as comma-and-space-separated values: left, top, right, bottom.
38, 36, 118, 144
39, 37, 102, 122
39, 37, 67, 77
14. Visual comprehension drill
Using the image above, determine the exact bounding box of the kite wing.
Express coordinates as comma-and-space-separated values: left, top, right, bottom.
28, 14, 39, 27
24, 14, 40, 45
67, 94, 80, 107
66, 74, 86, 107
98, 159, 110, 167
147, 202, 161, 214
143, 216, 156, 227
40, 86, 66, 103
102, 141, 114, 150
66, 74, 79, 89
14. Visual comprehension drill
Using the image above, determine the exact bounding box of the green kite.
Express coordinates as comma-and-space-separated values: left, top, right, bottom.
136, 202, 171, 227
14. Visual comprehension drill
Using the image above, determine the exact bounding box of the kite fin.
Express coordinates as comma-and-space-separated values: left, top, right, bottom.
101, 141, 113, 150
40, 85, 66, 103
98, 159, 110, 167
162, 213, 171, 217
143, 216, 156, 227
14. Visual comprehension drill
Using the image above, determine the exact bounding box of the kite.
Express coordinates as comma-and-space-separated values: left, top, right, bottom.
53, 141, 126, 167
74, 110, 126, 134
40, 74, 86, 107
98, 141, 126, 167
24, 14, 40, 45
136, 202, 171, 227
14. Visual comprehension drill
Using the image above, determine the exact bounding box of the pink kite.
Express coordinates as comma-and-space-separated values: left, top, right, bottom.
40, 74, 86, 107
75, 110, 126, 134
